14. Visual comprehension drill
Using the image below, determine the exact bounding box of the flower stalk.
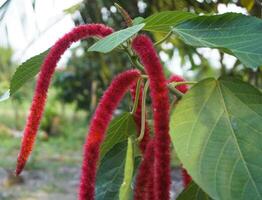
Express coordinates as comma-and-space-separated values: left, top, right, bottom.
79, 70, 140, 200
15, 24, 113, 176
137, 80, 149, 142
130, 80, 150, 154
131, 78, 143, 115
132, 35, 171, 200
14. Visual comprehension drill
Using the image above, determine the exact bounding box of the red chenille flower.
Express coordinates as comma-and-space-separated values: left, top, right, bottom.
134, 139, 155, 200
79, 69, 140, 200
16, 24, 113, 175
146, 162, 155, 200
130, 82, 150, 154
168, 74, 189, 94
132, 35, 171, 200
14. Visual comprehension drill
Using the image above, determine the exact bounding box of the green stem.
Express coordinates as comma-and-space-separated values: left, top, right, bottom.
134, 58, 145, 71
169, 81, 197, 87
168, 81, 197, 98
140, 74, 148, 79
154, 31, 173, 46
124, 45, 145, 72
137, 80, 149, 142
131, 78, 142, 115
167, 84, 184, 98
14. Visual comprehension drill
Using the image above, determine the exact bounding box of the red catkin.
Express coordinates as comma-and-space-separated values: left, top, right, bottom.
79, 69, 140, 200
130, 82, 150, 154
132, 35, 171, 200
168, 74, 189, 93
15, 24, 113, 176
145, 160, 155, 200
134, 139, 155, 200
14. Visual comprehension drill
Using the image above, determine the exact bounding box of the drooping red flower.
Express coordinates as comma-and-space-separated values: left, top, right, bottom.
132, 35, 171, 200
15, 24, 113, 176
134, 139, 155, 200
130, 82, 150, 154
168, 74, 189, 93
79, 69, 140, 200
145, 162, 155, 200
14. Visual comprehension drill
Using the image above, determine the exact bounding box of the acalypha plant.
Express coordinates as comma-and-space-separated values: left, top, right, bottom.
7, 4, 262, 200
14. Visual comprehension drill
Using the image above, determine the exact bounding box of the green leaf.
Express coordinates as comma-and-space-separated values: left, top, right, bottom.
100, 112, 137, 159
88, 24, 145, 53
177, 181, 213, 200
95, 142, 127, 200
119, 137, 135, 200
170, 77, 262, 200
10, 50, 49, 95
132, 17, 144, 25
143, 11, 196, 33
173, 13, 262, 68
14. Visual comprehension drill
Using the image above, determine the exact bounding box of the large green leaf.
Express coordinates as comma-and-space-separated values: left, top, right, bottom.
95, 142, 127, 200
100, 112, 137, 159
173, 13, 262, 68
10, 50, 48, 95
143, 11, 196, 33
177, 181, 212, 200
88, 24, 145, 53
170, 77, 262, 200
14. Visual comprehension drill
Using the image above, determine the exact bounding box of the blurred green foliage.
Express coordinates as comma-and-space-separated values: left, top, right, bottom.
0, 47, 14, 94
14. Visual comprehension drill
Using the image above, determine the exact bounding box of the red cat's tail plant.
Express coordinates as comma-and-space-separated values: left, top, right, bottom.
79, 69, 140, 200
15, 24, 113, 176
132, 35, 171, 200
168, 74, 189, 93
134, 139, 155, 200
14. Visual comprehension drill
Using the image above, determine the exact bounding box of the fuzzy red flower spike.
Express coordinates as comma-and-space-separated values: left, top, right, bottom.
132, 35, 171, 200
134, 139, 155, 200
16, 24, 113, 176
79, 69, 140, 200
168, 74, 189, 94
